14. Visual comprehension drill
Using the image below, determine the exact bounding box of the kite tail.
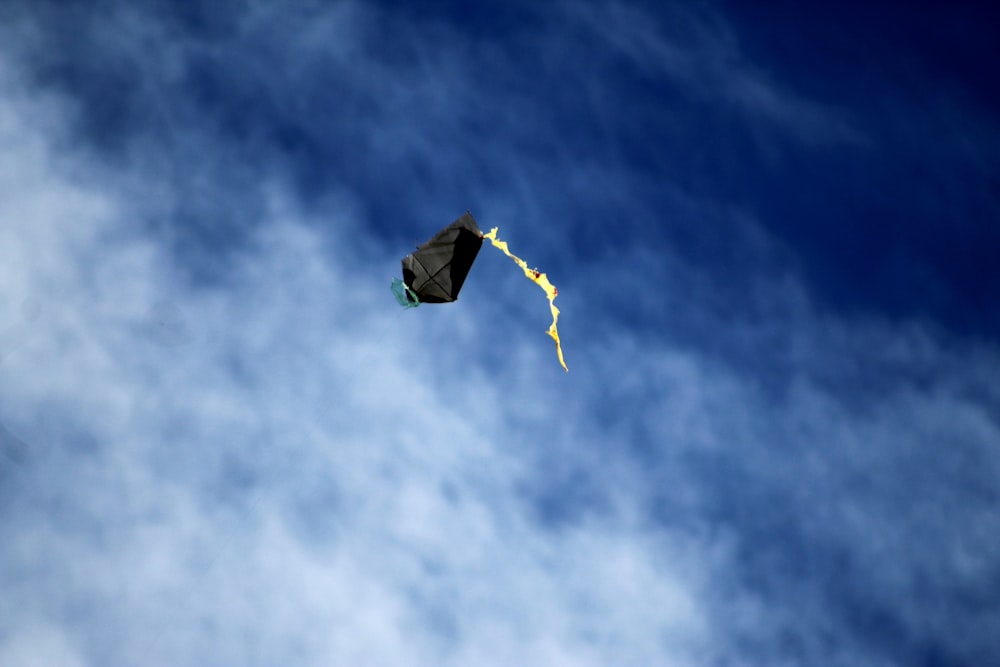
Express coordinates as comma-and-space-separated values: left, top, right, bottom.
483, 227, 568, 372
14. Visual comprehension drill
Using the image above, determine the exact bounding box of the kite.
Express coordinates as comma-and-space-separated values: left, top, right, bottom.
392, 212, 483, 306
392, 211, 568, 371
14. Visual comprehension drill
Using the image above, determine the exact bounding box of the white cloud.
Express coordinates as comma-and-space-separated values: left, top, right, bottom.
0, 45, 712, 666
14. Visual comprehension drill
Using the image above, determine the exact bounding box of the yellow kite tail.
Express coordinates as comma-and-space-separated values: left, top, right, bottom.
483, 227, 568, 372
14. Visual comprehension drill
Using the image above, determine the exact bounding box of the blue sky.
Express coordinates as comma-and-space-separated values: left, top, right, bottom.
1, 2, 999, 665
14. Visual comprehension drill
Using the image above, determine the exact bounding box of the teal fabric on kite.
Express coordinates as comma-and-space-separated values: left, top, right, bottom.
391, 277, 421, 308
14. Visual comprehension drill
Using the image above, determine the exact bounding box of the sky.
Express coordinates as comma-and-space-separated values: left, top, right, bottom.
1, 2, 999, 665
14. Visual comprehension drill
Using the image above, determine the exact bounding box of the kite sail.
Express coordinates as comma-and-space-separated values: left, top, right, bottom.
393, 212, 568, 372
395, 212, 484, 306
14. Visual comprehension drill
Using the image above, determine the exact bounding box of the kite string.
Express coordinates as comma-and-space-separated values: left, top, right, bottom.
482, 227, 568, 372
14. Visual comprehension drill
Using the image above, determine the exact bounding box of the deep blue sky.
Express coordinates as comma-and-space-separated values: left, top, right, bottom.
13, 0, 1000, 339
1, 2, 998, 666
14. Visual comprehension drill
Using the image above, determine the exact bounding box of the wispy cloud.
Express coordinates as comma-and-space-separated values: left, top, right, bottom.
562, 1, 864, 148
